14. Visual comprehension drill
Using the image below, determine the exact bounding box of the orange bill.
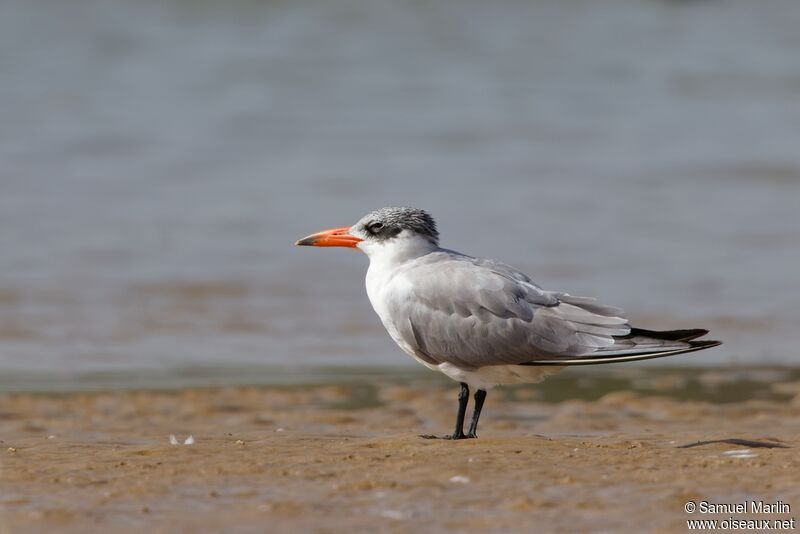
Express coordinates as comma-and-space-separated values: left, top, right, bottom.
295, 226, 362, 248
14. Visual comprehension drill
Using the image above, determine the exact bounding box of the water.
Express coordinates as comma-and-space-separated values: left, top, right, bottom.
1, 0, 799, 382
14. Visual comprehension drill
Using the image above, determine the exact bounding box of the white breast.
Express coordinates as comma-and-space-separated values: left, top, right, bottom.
366, 262, 427, 360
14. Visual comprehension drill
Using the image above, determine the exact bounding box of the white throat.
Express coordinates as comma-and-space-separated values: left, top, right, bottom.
357, 232, 438, 270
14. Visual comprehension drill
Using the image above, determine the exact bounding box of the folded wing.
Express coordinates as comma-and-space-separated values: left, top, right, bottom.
390, 252, 719, 369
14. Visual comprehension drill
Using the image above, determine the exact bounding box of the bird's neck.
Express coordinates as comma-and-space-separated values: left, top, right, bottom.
360, 235, 439, 271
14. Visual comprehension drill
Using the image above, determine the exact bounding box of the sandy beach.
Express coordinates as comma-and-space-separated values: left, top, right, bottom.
2, 368, 799, 533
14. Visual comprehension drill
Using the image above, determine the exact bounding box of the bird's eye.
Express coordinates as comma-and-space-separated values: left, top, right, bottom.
368, 222, 384, 233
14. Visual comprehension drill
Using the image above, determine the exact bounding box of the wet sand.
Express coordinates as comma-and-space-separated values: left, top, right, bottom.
2, 370, 799, 533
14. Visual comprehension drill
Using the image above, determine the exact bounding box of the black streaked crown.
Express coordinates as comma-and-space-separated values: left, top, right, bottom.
361, 207, 439, 245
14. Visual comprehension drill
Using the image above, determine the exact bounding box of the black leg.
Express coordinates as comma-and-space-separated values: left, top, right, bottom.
466, 389, 487, 438
421, 382, 470, 440
450, 382, 469, 439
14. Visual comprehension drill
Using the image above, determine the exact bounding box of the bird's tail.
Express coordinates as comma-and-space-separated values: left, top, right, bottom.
525, 328, 721, 366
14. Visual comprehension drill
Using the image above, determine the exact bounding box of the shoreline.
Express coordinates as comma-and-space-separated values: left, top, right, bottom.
1, 363, 798, 397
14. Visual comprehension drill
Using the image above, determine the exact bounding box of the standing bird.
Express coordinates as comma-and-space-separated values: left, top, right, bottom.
296, 207, 721, 440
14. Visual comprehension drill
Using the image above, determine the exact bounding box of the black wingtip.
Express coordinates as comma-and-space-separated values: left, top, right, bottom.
626, 328, 710, 342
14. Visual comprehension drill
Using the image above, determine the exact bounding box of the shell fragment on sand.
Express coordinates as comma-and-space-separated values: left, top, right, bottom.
723, 449, 757, 458
169, 434, 195, 445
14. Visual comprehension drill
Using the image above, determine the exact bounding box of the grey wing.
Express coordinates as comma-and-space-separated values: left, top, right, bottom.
390, 253, 631, 370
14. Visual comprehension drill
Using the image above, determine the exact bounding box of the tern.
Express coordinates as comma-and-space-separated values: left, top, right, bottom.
296, 207, 721, 440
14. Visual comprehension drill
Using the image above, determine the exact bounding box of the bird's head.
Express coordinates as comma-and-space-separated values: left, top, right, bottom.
295, 207, 439, 259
